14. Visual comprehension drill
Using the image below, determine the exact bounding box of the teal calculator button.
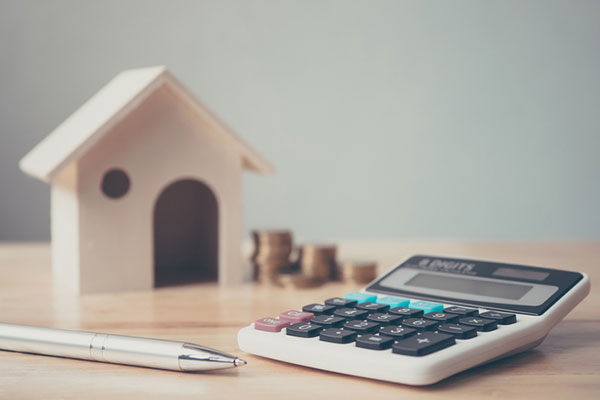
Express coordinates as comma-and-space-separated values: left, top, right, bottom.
344, 292, 377, 304
376, 296, 410, 308
409, 300, 444, 313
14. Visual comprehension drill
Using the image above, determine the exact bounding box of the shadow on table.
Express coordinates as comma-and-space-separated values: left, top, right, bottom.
426, 349, 547, 391
424, 319, 598, 391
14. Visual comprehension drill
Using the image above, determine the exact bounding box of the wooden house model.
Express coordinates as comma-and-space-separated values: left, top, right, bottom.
19, 66, 273, 293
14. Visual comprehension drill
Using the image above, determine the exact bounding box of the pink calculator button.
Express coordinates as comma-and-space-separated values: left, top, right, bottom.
254, 317, 290, 332
279, 310, 314, 324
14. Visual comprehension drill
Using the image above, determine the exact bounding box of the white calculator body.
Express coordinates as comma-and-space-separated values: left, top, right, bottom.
238, 255, 590, 385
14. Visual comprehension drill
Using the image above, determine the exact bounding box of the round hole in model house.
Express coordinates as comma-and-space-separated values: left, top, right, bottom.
101, 169, 130, 199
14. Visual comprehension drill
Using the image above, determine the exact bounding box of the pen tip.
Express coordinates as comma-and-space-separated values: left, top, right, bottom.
234, 358, 247, 367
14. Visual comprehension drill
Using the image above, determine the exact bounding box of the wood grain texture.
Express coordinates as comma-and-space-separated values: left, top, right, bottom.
0, 241, 598, 399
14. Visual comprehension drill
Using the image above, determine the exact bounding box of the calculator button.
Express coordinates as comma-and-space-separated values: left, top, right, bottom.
333, 308, 370, 320
478, 311, 517, 325
355, 334, 395, 350
392, 331, 456, 356
366, 313, 403, 325
310, 315, 345, 327
279, 310, 314, 324
302, 304, 336, 315
401, 318, 439, 331
437, 323, 478, 339
459, 317, 498, 332
344, 292, 377, 304
286, 322, 323, 338
356, 302, 390, 313
319, 328, 357, 344
254, 317, 290, 332
389, 307, 424, 318
379, 325, 417, 339
423, 312, 459, 323
409, 300, 444, 313
343, 320, 380, 333
444, 306, 478, 316
325, 297, 358, 308
376, 296, 410, 308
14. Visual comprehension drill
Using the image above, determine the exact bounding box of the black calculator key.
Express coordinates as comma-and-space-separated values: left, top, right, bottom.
392, 331, 456, 356
437, 323, 478, 339
401, 318, 438, 331
310, 315, 345, 327
343, 320, 380, 333
444, 306, 478, 316
319, 328, 357, 344
459, 316, 498, 332
325, 297, 357, 309
302, 304, 336, 315
286, 322, 322, 338
379, 325, 417, 339
367, 313, 403, 325
355, 334, 395, 350
389, 307, 424, 318
478, 311, 517, 325
423, 312, 459, 323
356, 302, 389, 313
333, 308, 369, 320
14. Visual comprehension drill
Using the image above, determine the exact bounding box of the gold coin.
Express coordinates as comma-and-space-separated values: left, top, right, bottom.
278, 273, 326, 289
298, 244, 337, 280
338, 260, 377, 284
250, 230, 294, 282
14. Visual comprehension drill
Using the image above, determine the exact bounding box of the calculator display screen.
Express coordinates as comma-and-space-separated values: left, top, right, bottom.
366, 255, 584, 315
405, 273, 533, 300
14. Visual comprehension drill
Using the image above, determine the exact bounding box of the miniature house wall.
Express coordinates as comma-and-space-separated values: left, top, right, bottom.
20, 66, 273, 293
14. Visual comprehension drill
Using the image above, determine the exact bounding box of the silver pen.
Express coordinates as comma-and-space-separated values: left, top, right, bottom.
0, 322, 247, 372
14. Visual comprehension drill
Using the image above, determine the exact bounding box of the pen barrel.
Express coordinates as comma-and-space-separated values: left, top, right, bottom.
0, 323, 183, 370
95, 334, 183, 370
0, 323, 96, 360
0, 323, 240, 372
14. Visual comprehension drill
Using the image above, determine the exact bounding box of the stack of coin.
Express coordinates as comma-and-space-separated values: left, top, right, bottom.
338, 260, 377, 284
251, 230, 293, 284
298, 244, 337, 280
277, 273, 326, 289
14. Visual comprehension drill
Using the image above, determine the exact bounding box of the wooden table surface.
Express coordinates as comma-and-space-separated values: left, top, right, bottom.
0, 241, 598, 399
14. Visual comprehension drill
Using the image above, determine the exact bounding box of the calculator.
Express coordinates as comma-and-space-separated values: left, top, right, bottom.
237, 255, 590, 385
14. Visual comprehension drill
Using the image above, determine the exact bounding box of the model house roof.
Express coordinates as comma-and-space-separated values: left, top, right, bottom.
20, 66, 274, 182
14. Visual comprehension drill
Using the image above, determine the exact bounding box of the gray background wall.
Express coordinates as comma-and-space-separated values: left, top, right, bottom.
1, 0, 599, 241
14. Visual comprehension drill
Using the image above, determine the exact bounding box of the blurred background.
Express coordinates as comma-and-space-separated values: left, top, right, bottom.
1, 0, 599, 242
